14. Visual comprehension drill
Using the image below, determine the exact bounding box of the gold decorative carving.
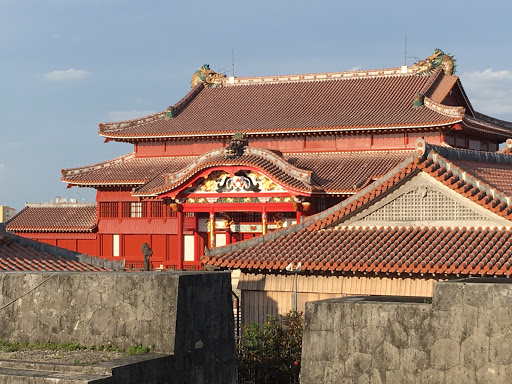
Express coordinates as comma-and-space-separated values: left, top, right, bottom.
191, 64, 226, 88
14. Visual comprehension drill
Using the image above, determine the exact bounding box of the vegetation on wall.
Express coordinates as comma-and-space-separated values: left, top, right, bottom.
237, 310, 304, 384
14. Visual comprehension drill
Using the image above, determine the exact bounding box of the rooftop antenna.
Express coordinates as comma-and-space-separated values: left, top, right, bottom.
404, 35, 407, 66
232, 48, 235, 77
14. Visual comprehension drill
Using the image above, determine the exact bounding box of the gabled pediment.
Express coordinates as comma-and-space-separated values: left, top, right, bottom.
338, 172, 512, 227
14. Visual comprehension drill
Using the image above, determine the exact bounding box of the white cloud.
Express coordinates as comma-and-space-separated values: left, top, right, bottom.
349, 65, 362, 71
43, 68, 90, 81
108, 110, 156, 122
461, 68, 512, 117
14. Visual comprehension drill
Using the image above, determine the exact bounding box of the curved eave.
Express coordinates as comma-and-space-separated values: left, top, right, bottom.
97, 121, 462, 142
462, 117, 512, 139
135, 165, 313, 198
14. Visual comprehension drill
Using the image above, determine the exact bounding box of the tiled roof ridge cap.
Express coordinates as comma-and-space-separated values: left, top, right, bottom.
162, 145, 312, 190
99, 112, 166, 133
425, 143, 512, 165
425, 149, 512, 204
24, 203, 97, 208
205, 152, 420, 258
418, 66, 445, 96
472, 111, 512, 130
220, 66, 417, 87
329, 225, 512, 231
61, 153, 136, 178
423, 96, 465, 118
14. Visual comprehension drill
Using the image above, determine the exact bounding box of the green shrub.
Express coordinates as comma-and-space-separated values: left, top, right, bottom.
237, 310, 303, 383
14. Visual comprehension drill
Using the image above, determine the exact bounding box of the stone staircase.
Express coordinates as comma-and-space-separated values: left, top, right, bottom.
0, 354, 173, 383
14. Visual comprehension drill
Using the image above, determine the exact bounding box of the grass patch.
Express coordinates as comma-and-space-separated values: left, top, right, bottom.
0, 340, 152, 355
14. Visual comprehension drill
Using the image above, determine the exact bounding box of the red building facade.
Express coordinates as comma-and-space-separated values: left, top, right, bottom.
8, 52, 512, 269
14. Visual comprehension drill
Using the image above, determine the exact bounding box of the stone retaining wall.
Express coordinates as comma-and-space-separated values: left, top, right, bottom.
301, 278, 512, 383
0, 271, 237, 383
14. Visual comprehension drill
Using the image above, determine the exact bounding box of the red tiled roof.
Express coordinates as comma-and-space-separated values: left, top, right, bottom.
203, 140, 512, 276
6, 204, 97, 233
63, 147, 413, 196
0, 236, 105, 272
205, 226, 512, 276
61, 153, 194, 187
98, 67, 465, 140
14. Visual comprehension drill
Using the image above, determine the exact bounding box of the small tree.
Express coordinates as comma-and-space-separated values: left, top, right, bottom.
237, 310, 304, 384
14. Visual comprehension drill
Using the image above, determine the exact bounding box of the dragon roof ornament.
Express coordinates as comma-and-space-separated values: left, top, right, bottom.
226, 132, 248, 160
413, 48, 456, 76
191, 64, 226, 88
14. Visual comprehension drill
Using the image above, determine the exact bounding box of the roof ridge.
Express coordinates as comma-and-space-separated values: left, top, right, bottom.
61, 152, 136, 178
221, 66, 417, 87
24, 203, 97, 208
99, 112, 166, 133
473, 111, 512, 130
425, 143, 512, 165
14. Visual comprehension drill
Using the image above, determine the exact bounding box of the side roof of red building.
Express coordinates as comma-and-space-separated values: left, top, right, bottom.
6, 203, 97, 233
203, 140, 512, 277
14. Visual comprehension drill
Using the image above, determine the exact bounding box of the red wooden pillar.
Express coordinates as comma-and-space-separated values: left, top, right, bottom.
177, 209, 184, 270
296, 210, 302, 224
261, 207, 267, 235
209, 208, 215, 249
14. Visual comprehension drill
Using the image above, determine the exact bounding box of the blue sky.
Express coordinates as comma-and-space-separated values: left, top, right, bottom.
1, 0, 511, 211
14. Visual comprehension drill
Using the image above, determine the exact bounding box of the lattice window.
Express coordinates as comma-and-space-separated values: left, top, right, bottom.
99, 202, 118, 218
361, 187, 489, 222
151, 201, 163, 218
121, 202, 147, 218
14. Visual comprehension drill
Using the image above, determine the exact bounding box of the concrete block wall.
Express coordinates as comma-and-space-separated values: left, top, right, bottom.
0, 271, 237, 384
301, 279, 512, 383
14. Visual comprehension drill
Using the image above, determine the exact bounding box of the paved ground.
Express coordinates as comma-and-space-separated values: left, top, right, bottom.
0, 349, 124, 364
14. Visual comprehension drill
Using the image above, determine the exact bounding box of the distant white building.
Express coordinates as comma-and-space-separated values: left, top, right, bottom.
0, 206, 16, 222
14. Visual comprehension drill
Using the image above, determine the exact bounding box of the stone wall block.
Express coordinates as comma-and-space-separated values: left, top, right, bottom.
433, 282, 463, 311
357, 326, 385, 353
334, 327, 357, 361
492, 284, 512, 308
372, 341, 399, 371
301, 330, 334, 361
430, 338, 460, 370
476, 363, 512, 384
384, 369, 417, 383
431, 309, 464, 341
489, 335, 512, 365
344, 352, 372, 377
445, 365, 476, 384
399, 348, 429, 374
416, 368, 445, 384
460, 331, 489, 370
323, 361, 345, 383
462, 283, 494, 308
384, 322, 408, 349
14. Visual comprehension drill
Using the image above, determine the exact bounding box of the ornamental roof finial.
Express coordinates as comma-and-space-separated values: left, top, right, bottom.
226, 132, 248, 160
413, 48, 456, 75
191, 64, 226, 88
